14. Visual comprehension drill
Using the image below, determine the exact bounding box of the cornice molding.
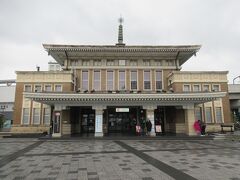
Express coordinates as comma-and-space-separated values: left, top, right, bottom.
23, 92, 226, 105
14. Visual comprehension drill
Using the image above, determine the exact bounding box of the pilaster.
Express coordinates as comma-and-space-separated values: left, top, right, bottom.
92, 106, 106, 137
143, 105, 157, 136
183, 104, 196, 136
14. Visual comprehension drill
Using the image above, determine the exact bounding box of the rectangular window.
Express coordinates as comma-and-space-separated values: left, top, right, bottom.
144, 71, 151, 90
107, 71, 114, 90
32, 108, 40, 125
143, 60, 150, 66
119, 60, 126, 66
43, 108, 51, 125
82, 60, 89, 66
215, 107, 223, 123
119, 71, 125, 90
203, 85, 210, 92
82, 71, 88, 90
55, 85, 62, 92
213, 84, 220, 92
155, 60, 162, 66
193, 85, 200, 92
131, 71, 137, 90
166, 60, 174, 66
34, 85, 42, 92
205, 107, 212, 123
44, 85, 52, 92
94, 60, 101, 66
107, 60, 114, 66
22, 108, 29, 125
156, 71, 162, 90
183, 85, 191, 92
130, 60, 137, 66
195, 107, 202, 121
24, 85, 32, 92
93, 71, 101, 90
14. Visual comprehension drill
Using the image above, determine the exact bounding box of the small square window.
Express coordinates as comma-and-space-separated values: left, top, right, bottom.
183, 85, 191, 92
212, 85, 220, 92
24, 85, 32, 92
203, 85, 210, 92
44, 85, 52, 92
34, 85, 42, 92
193, 85, 200, 92
55, 85, 62, 92
119, 60, 126, 66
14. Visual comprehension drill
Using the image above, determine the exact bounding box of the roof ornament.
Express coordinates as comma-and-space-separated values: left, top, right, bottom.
116, 16, 125, 46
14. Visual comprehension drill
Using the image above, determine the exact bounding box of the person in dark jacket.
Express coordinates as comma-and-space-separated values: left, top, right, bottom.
146, 119, 152, 136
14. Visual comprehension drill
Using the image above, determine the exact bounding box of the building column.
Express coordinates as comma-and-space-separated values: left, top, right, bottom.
144, 105, 157, 136
183, 104, 196, 136
93, 106, 106, 137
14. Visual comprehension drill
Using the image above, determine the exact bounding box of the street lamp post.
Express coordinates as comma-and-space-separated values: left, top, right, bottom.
233, 76, 240, 84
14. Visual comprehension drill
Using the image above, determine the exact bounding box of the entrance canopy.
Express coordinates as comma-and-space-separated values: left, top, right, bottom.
23, 91, 226, 107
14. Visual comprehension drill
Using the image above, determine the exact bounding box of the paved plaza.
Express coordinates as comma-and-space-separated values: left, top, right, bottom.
0, 138, 240, 180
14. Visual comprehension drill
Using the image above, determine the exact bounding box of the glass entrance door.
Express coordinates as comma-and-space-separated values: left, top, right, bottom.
81, 108, 95, 134
154, 107, 165, 135
108, 107, 137, 134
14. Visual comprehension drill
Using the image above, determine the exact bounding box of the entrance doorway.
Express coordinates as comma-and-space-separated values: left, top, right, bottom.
70, 107, 95, 136
107, 107, 138, 134
81, 108, 95, 134
154, 107, 165, 135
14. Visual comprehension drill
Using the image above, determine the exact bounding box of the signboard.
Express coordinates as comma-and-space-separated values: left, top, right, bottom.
95, 115, 103, 133
116, 108, 129, 112
136, 125, 141, 133
156, 125, 162, 132
55, 112, 60, 116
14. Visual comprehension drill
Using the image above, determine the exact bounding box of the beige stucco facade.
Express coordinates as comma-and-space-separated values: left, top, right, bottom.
12, 33, 232, 136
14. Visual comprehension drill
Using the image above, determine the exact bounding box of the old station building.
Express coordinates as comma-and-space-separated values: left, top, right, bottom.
12, 20, 231, 137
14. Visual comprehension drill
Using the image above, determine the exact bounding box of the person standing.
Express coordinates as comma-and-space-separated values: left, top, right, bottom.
146, 119, 152, 136
193, 120, 201, 135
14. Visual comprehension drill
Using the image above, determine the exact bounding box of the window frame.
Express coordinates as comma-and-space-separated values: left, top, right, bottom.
130, 70, 138, 90
22, 108, 30, 125
93, 70, 101, 91
203, 84, 210, 92
194, 106, 203, 121
183, 84, 191, 92
118, 70, 126, 90
215, 107, 223, 123
193, 84, 201, 92
82, 70, 89, 90
34, 84, 42, 92
43, 107, 51, 125
54, 84, 62, 92
155, 70, 163, 90
44, 84, 52, 92
24, 84, 32, 92
32, 108, 40, 125
143, 70, 151, 90
106, 70, 114, 91
212, 84, 220, 92
205, 107, 213, 123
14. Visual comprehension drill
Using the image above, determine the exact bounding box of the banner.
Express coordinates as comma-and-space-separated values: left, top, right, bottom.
155, 125, 162, 132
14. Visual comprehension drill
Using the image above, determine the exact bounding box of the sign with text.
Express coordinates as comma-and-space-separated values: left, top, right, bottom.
156, 125, 162, 132
116, 108, 129, 112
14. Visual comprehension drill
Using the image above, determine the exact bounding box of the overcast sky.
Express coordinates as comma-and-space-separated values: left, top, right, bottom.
0, 0, 240, 83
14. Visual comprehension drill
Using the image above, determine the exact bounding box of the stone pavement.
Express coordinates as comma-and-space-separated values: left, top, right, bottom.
0, 138, 240, 180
